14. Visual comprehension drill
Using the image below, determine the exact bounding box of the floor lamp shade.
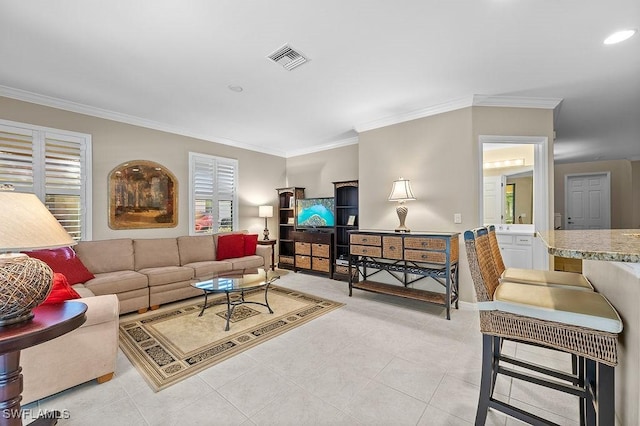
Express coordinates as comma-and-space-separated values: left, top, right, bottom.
388, 178, 416, 233
258, 205, 273, 240
0, 191, 77, 325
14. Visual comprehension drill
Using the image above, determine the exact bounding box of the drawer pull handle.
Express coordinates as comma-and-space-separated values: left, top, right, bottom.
362, 238, 368, 242
389, 246, 395, 250
421, 254, 427, 259
421, 242, 427, 247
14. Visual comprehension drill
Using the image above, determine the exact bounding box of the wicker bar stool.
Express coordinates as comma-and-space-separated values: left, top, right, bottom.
465, 227, 621, 426
487, 225, 593, 290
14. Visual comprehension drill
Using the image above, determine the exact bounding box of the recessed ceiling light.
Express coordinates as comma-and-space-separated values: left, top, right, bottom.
604, 29, 637, 45
228, 85, 243, 92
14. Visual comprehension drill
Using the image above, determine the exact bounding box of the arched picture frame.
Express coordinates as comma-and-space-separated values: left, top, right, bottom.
108, 160, 177, 229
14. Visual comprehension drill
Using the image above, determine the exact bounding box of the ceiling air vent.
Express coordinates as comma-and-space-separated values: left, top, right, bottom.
267, 44, 308, 71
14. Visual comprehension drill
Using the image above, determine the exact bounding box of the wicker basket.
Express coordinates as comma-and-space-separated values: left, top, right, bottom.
296, 255, 311, 269
295, 242, 311, 255
312, 257, 330, 272
312, 243, 329, 258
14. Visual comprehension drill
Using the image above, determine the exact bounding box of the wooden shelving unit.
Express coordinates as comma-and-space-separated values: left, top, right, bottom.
276, 187, 305, 270
333, 180, 358, 281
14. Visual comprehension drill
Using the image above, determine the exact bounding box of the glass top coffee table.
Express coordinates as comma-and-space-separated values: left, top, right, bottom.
191, 270, 280, 331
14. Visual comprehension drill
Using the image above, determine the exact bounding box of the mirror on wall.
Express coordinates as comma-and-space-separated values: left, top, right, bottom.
482, 143, 534, 225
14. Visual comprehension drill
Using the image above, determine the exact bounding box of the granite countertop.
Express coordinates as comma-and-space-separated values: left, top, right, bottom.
538, 229, 640, 263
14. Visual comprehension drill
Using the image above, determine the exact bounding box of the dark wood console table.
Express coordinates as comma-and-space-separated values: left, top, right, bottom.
348, 230, 459, 319
0, 302, 87, 425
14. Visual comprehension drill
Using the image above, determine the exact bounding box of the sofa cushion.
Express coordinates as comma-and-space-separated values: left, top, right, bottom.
244, 234, 258, 256
75, 239, 135, 274
134, 238, 180, 270
229, 255, 265, 271
71, 283, 95, 298
217, 234, 245, 260
177, 235, 216, 265
138, 266, 194, 286
84, 270, 148, 295
183, 261, 233, 279
43, 273, 81, 304
26, 247, 95, 285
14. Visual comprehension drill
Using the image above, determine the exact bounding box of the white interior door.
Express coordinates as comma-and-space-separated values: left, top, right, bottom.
483, 175, 505, 224
565, 173, 611, 229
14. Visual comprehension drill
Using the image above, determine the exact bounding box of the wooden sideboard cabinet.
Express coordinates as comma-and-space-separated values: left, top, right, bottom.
348, 230, 460, 319
292, 231, 334, 278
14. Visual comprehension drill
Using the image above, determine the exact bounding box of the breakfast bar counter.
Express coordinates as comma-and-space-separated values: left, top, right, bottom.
539, 229, 640, 426
538, 229, 640, 262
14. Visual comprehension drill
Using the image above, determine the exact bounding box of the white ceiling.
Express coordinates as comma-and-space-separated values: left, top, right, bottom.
1, 1, 638, 163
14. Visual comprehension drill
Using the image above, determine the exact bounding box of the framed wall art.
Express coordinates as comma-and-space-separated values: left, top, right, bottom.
108, 160, 177, 229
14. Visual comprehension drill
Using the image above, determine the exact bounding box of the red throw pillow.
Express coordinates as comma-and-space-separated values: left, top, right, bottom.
42, 273, 81, 304
25, 246, 95, 285
244, 234, 258, 256
217, 234, 245, 260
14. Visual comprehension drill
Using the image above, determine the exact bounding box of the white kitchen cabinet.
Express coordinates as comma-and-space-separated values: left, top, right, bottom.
496, 233, 533, 269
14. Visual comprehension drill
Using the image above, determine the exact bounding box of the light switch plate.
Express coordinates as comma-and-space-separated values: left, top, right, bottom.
454, 213, 462, 224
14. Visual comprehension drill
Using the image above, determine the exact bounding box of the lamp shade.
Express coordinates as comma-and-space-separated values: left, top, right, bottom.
258, 205, 274, 218
388, 178, 416, 202
0, 191, 76, 252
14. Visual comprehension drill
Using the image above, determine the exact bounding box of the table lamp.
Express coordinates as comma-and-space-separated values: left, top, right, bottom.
388, 177, 416, 232
0, 187, 76, 326
258, 205, 273, 240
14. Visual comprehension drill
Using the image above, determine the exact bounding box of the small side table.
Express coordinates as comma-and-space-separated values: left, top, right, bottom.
0, 302, 87, 426
257, 239, 276, 271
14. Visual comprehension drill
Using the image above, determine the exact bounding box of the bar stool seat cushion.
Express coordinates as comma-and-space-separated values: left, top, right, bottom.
501, 268, 594, 290
479, 281, 623, 333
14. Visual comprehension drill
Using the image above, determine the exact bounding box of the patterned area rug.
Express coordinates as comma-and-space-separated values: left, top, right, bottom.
119, 285, 343, 392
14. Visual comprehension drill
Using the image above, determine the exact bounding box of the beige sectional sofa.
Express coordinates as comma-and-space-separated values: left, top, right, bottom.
75, 232, 272, 314
20, 231, 271, 404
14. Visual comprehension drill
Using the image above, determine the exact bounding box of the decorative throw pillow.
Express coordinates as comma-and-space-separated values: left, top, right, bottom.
244, 234, 258, 256
25, 246, 95, 285
42, 273, 81, 304
216, 234, 246, 260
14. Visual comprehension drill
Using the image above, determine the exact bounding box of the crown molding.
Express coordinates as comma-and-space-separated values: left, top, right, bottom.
355, 94, 564, 134
354, 96, 474, 133
472, 94, 563, 109
0, 85, 288, 158
285, 136, 359, 158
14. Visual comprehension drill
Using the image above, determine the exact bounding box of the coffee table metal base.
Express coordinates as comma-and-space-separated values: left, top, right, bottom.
198, 284, 274, 331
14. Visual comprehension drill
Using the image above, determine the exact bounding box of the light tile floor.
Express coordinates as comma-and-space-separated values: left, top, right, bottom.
25, 272, 581, 425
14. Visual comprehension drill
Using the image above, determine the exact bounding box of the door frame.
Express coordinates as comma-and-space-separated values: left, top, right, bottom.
478, 135, 550, 269
564, 172, 611, 229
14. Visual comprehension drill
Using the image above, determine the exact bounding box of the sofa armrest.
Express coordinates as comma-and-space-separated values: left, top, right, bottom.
75, 294, 120, 327
256, 244, 272, 270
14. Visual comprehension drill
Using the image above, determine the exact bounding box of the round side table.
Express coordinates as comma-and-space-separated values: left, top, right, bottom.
0, 302, 87, 426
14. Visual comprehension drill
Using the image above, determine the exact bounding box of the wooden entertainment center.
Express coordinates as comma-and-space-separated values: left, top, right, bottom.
276, 181, 359, 281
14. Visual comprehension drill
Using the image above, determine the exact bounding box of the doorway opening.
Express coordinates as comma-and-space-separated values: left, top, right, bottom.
478, 135, 550, 269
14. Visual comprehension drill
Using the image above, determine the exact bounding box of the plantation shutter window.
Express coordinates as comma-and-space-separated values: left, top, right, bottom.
0, 119, 92, 241
189, 153, 238, 235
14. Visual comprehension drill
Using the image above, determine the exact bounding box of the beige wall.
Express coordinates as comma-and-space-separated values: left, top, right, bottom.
0, 96, 286, 240
554, 159, 634, 229
285, 144, 359, 197
358, 106, 554, 303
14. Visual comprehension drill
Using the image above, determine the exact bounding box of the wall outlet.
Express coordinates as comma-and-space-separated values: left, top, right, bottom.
454, 213, 462, 224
